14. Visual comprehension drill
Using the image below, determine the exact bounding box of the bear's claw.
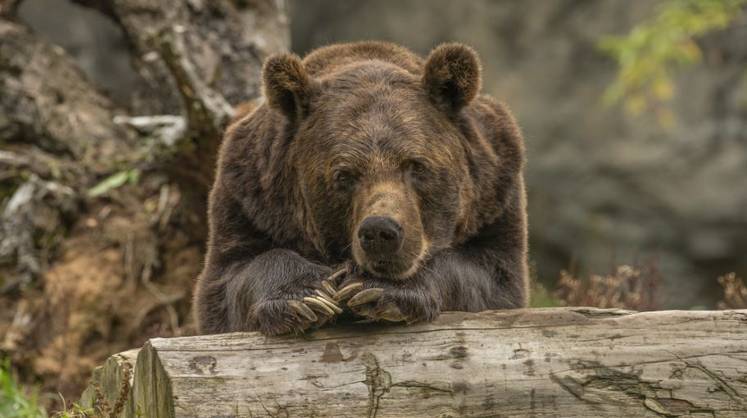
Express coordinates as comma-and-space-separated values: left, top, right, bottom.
313, 290, 343, 314
334, 281, 364, 301
287, 300, 318, 322
347, 287, 384, 306
321, 280, 337, 296
286, 279, 343, 332
303, 296, 337, 316
372, 302, 406, 322
325, 266, 349, 286
346, 287, 408, 322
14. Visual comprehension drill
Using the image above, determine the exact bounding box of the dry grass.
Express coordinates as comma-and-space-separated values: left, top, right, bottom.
551, 264, 746, 311
553, 263, 660, 311
717, 273, 747, 309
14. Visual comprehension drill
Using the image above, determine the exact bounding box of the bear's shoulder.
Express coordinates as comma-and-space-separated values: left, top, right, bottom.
302, 41, 423, 78
467, 95, 525, 160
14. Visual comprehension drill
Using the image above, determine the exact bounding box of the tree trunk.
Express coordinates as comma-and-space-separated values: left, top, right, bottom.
81, 307, 747, 417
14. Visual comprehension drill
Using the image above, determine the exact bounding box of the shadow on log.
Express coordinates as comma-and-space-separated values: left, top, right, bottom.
81, 307, 747, 417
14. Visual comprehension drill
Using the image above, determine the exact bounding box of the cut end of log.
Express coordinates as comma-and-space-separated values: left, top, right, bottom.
81, 307, 747, 417
79, 348, 138, 418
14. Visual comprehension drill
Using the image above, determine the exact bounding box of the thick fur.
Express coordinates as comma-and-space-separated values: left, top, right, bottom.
194, 41, 529, 335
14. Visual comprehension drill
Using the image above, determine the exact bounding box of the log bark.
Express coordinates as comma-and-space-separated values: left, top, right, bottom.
81, 307, 747, 417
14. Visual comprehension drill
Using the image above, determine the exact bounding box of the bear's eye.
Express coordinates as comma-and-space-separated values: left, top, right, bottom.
405, 160, 428, 177
332, 169, 358, 190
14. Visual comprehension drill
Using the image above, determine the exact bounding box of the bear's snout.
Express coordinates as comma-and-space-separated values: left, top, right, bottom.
351, 182, 426, 280
357, 216, 404, 256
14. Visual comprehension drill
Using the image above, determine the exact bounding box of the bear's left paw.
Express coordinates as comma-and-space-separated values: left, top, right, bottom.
337, 281, 440, 324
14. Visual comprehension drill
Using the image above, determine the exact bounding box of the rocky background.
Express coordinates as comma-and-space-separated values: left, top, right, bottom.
1, 0, 746, 410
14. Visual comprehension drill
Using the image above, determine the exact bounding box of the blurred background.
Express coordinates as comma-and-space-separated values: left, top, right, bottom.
1, 0, 746, 415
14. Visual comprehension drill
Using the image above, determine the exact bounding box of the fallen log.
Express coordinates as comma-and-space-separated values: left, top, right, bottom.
81, 307, 747, 417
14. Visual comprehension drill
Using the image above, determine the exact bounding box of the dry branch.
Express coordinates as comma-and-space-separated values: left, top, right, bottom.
151, 25, 234, 138
81, 308, 747, 417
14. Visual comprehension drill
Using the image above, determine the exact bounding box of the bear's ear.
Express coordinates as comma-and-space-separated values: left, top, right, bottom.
422, 43, 481, 114
262, 53, 315, 121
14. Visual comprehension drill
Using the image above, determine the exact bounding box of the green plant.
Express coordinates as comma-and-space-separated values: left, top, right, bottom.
87, 169, 141, 198
52, 403, 95, 418
600, 0, 746, 126
0, 361, 102, 418
529, 281, 563, 308
0, 360, 46, 418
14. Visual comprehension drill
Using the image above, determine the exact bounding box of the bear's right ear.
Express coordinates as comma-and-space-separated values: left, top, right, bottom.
422, 43, 481, 114
262, 53, 315, 121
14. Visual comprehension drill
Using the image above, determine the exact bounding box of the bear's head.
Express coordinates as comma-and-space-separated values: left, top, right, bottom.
262, 44, 484, 280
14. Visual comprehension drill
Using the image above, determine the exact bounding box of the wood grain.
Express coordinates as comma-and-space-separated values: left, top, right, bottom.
82, 308, 747, 417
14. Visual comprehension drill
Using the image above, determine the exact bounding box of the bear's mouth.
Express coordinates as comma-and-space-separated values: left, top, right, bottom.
354, 234, 430, 280
371, 260, 400, 275
362, 255, 423, 280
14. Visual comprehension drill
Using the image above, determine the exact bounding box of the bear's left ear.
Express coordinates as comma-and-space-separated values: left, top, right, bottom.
262, 53, 316, 122
422, 43, 482, 114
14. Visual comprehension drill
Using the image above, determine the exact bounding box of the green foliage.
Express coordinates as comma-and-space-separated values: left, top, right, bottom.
87, 169, 141, 198
529, 282, 563, 308
600, 0, 746, 126
52, 403, 95, 418
0, 361, 99, 418
0, 360, 46, 418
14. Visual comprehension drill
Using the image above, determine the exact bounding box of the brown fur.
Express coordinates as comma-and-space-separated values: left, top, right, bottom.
194, 41, 528, 335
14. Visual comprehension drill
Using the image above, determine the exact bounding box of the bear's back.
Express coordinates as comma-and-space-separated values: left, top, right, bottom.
302, 41, 424, 78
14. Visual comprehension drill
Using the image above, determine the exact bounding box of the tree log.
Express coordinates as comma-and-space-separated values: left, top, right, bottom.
79, 348, 139, 418
81, 307, 747, 417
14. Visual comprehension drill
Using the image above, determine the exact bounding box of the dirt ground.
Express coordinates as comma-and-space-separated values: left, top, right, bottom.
1, 182, 200, 407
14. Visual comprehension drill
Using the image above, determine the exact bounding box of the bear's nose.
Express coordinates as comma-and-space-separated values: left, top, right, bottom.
357, 216, 403, 255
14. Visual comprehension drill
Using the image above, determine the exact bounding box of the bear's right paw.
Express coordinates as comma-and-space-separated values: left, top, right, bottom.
249, 273, 343, 336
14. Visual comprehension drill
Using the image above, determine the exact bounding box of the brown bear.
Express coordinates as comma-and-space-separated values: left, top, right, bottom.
194, 41, 528, 336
